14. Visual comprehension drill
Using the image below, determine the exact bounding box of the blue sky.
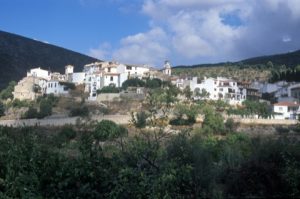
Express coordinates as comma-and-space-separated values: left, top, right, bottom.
1, 0, 300, 67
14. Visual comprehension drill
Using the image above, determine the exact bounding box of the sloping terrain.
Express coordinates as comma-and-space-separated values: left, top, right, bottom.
0, 30, 99, 89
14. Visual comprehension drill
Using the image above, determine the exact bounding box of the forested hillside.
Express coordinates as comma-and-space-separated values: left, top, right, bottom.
173, 50, 300, 82
0, 30, 99, 89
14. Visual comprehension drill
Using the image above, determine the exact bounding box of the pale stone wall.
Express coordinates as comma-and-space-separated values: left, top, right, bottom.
13, 76, 39, 100
97, 93, 121, 102
0, 114, 131, 127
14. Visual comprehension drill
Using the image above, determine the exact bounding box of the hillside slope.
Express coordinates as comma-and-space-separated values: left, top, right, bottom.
241, 50, 300, 67
0, 30, 99, 89
175, 49, 300, 69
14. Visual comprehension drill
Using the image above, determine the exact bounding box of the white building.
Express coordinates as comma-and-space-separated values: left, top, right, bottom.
27, 67, 51, 80
83, 61, 151, 100
117, 64, 150, 80
288, 83, 300, 101
273, 101, 300, 119
188, 77, 246, 105
46, 80, 70, 96
71, 72, 85, 85
13, 76, 47, 100
162, 60, 172, 76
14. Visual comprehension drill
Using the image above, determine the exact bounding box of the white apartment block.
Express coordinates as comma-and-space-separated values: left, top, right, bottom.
176, 77, 246, 105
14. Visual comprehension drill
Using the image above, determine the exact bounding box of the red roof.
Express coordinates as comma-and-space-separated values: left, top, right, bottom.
273, 102, 300, 107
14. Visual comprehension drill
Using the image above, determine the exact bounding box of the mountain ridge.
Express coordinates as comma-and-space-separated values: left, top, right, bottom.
0, 30, 99, 89
174, 49, 300, 69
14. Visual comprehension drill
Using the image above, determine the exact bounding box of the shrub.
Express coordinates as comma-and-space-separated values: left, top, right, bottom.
225, 118, 236, 132
97, 85, 120, 94
94, 120, 127, 142
131, 111, 148, 128
23, 106, 38, 119
145, 78, 162, 88
60, 125, 77, 140
169, 118, 194, 126
0, 81, 16, 100
11, 99, 30, 108
59, 82, 75, 90
69, 106, 89, 117
276, 126, 290, 134
0, 102, 4, 117
122, 78, 145, 90
38, 99, 52, 118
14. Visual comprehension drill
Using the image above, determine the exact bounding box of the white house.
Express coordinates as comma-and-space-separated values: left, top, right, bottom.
273, 101, 300, 119
46, 80, 70, 95
27, 67, 51, 80
189, 77, 246, 105
117, 64, 150, 80
71, 72, 85, 85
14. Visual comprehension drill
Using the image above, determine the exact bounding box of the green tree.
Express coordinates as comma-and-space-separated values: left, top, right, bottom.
183, 86, 193, 101
145, 78, 162, 88
202, 106, 225, 134
97, 85, 120, 94
38, 99, 52, 118
23, 106, 38, 119
131, 111, 148, 128
94, 120, 127, 142
0, 102, 5, 117
0, 81, 16, 100
122, 78, 145, 90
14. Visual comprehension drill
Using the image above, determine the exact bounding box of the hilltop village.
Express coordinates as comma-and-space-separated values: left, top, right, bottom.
6, 60, 299, 122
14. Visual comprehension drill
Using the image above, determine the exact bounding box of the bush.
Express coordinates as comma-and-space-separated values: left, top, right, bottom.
23, 106, 38, 119
225, 118, 236, 132
59, 82, 75, 90
55, 125, 77, 147
122, 78, 145, 89
94, 120, 127, 142
0, 102, 4, 117
11, 99, 30, 108
145, 78, 162, 88
38, 99, 52, 118
131, 111, 148, 128
169, 118, 195, 126
69, 106, 89, 117
276, 126, 290, 134
0, 81, 16, 100
97, 85, 120, 94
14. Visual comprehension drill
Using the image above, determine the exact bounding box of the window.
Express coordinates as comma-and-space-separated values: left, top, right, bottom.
108, 68, 111, 72
63, 86, 68, 91
126, 66, 132, 70
279, 107, 283, 111
219, 88, 223, 91
110, 76, 113, 81
214, 88, 217, 91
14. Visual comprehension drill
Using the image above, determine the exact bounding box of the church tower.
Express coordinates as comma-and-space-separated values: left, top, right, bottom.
163, 60, 172, 76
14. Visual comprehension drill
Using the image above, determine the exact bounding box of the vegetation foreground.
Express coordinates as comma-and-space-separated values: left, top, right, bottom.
0, 120, 299, 199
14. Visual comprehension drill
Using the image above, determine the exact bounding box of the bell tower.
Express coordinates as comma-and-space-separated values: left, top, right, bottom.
163, 60, 171, 76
